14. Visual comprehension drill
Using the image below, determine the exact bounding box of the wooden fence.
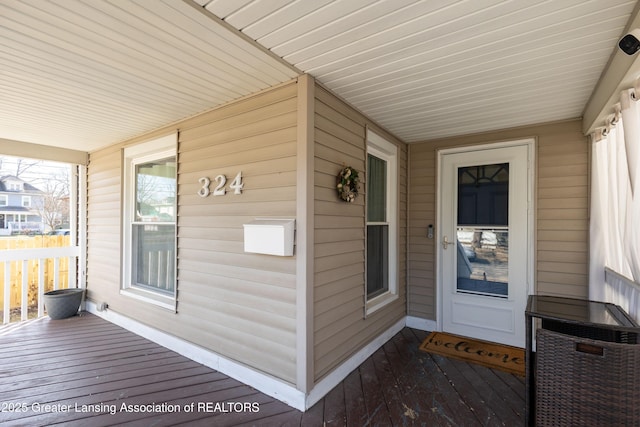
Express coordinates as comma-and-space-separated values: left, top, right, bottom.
0, 236, 78, 323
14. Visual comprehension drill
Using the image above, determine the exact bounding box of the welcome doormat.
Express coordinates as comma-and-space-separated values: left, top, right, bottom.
419, 332, 525, 376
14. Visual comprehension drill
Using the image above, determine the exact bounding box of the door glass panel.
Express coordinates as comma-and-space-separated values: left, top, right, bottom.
456, 163, 509, 297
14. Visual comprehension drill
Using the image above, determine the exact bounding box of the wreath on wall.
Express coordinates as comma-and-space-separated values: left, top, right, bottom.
336, 166, 360, 203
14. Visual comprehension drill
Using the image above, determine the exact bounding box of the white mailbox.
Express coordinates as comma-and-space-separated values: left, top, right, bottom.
243, 219, 295, 256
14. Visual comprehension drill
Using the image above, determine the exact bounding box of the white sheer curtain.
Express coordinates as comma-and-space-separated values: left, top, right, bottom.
590, 86, 640, 319
620, 89, 640, 280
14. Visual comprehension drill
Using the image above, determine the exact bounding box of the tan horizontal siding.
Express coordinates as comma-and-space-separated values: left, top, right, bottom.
175, 301, 296, 378
86, 81, 299, 384
86, 144, 124, 310
407, 119, 589, 320
314, 305, 402, 376
313, 85, 407, 381
176, 81, 298, 383
407, 143, 436, 319
536, 124, 589, 298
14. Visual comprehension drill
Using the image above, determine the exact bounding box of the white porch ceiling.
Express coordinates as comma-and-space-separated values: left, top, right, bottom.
0, 0, 298, 152
1, 0, 638, 151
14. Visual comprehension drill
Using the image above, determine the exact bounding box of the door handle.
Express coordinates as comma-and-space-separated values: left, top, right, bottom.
442, 236, 449, 249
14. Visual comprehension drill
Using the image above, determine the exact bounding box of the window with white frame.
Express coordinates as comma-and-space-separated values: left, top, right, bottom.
122, 134, 177, 308
366, 130, 398, 314
22, 196, 31, 207
0, 195, 6, 206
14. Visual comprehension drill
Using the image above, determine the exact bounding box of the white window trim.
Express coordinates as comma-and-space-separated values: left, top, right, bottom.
0, 195, 7, 206
365, 130, 398, 315
22, 196, 31, 207
121, 133, 177, 311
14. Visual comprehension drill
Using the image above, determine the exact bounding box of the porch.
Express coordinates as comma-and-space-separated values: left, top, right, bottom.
0, 313, 524, 426
5, 2, 640, 425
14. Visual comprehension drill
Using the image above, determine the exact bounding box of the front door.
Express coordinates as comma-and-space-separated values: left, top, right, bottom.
439, 141, 533, 348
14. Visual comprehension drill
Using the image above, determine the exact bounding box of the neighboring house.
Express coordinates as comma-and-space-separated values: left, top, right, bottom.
0, 175, 44, 235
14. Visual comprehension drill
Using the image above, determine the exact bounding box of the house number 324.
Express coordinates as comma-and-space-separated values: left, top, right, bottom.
198, 172, 244, 197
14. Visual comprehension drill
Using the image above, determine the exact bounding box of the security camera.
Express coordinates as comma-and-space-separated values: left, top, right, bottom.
619, 29, 640, 55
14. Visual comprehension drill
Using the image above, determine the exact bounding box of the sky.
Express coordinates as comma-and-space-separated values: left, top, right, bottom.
0, 155, 71, 191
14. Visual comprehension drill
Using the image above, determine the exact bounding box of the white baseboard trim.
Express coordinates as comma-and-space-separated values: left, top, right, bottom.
304, 317, 405, 409
406, 315, 437, 331
85, 304, 437, 412
85, 301, 307, 411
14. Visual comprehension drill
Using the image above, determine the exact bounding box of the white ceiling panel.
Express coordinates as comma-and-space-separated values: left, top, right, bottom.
271, 0, 422, 62
1, 0, 638, 151
193, 0, 254, 22
215, 0, 295, 30
0, 0, 298, 151
209, 0, 638, 142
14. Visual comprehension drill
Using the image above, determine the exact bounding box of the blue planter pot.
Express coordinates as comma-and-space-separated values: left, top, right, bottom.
43, 289, 85, 320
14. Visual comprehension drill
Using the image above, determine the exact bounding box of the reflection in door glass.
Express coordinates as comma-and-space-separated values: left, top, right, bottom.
456, 162, 509, 297
457, 163, 508, 226
456, 228, 508, 297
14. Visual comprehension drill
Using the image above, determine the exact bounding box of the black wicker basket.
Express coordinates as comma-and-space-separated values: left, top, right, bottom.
535, 328, 640, 426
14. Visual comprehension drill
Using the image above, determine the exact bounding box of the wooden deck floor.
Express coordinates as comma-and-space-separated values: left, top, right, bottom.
0, 313, 525, 426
